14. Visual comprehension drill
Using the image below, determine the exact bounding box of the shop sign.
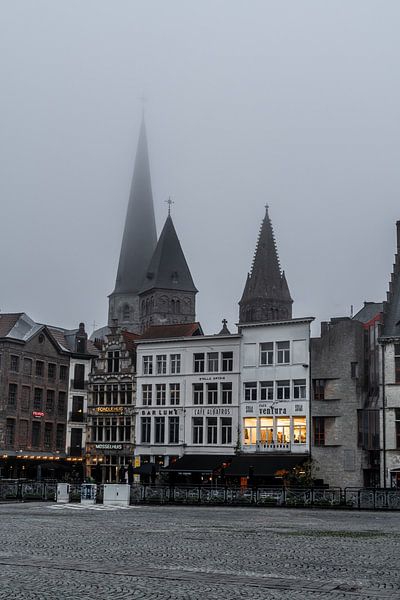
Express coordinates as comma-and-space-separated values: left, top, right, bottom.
96, 407, 124, 414
140, 408, 180, 416
199, 376, 226, 382
32, 411, 45, 418
259, 404, 287, 415
95, 443, 123, 450
193, 407, 232, 416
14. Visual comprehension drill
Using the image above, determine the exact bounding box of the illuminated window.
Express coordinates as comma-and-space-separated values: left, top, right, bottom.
276, 417, 290, 444
259, 417, 274, 444
243, 418, 257, 445
293, 417, 306, 444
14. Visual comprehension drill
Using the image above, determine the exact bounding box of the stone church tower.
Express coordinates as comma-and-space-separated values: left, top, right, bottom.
239, 206, 293, 323
138, 213, 197, 331
108, 117, 157, 332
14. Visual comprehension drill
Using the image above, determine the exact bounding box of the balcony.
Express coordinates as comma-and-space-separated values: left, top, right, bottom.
69, 412, 85, 423
68, 446, 83, 457
257, 442, 291, 452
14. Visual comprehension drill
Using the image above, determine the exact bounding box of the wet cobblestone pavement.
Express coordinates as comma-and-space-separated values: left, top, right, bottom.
0, 503, 399, 599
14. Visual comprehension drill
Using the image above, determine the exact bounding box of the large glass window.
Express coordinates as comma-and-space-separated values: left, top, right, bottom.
276, 417, 290, 444
193, 384, 204, 405
207, 418, 218, 444
194, 353, 205, 373
156, 384, 166, 406
221, 418, 232, 444
169, 417, 179, 444
259, 417, 274, 444
244, 382, 257, 402
276, 341, 290, 364
156, 355, 167, 375
221, 382, 232, 404
170, 383, 180, 405
155, 417, 165, 443
141, 417, 151, 444
221, 352, 233, 372
207, 383, 218, 405
243, 418, 257, 445
260, 381, 273, 401
107, 351, 120, 373
143, 356, 153, 375
277, 380, 290, 401
293, 417, 306, 444
294, 379, 306, 399
207, 352, 219, 372
260, 343, 273, 365
8, 384, 17, 407
193, 417, 203, 444
142, 384, 152, 406
170, 354, 181, 374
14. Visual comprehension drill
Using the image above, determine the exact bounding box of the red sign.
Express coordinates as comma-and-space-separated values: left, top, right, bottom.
32, 411, 44, 418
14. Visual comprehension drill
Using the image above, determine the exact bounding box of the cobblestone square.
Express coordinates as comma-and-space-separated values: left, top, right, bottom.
0, 503, 399, 599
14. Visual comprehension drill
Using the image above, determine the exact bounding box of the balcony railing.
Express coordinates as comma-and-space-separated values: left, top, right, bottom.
69, 412, 85, 423
256, 442, 291, 452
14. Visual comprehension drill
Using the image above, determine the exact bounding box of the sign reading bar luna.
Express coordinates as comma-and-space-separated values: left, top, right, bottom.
96, 407, 124, 414
95, 443, 123, 450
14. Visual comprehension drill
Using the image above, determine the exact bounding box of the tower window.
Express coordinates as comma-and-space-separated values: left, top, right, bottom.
122, 304, 130, 321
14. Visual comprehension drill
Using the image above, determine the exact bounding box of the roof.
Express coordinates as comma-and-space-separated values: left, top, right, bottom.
238, 317, 314, 329
48, 326, 98, 356
112, 116, 157, 295
353, 302, 383, 325
163, 454, 232, 473
383, 222, 400, 337
121, 330, 142, 351
139, 215, 197, 294
224, 454, 307, 477
141, 322, 203, 340
0, 313, 25, 337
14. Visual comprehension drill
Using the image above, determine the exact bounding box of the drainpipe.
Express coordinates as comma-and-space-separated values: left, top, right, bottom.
382, 344, 386, 489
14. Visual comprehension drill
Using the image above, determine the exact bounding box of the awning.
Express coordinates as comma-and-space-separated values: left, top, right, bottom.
224, 454, 308, 477
163, 454, 232, 473
133, 463, 162, 475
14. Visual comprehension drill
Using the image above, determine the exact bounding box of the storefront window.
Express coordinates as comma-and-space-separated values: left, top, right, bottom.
243, 418, 257, 445
259, 418, 273, 444
276, 417, 290, 444
293, 417, 306, 444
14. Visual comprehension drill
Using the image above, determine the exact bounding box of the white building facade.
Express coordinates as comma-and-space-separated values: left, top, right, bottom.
135, 334, 241, 467
239, 319, 313, 457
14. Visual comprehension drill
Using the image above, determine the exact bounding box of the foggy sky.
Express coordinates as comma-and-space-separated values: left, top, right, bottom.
1, 1, 400, 336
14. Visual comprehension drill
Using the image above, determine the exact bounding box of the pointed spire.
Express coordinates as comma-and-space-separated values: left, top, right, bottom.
113, 116, 157, 294
383, 220, 400, 336
218, 319, 231, 335
239, 206, 293, 323
140, 215, 197, 294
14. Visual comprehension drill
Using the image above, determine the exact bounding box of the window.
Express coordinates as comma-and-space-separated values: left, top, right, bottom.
156, 384, 166, 406
5, 419, 15, 446
207, 417, 218, 444
260, 343, 273, 366
277, 380, 290, 401
221, 382, 232, 404
10, 355, 20, 372
35, 361, 44, 377
122, 304, 130, 321
56, 424, 65, 450
44, 423, 53, 449
141, 417, 151, 443
142, 384, 152, 406
169, 417, 179, 444
395, 345, 400, 383
8, 384, 17, 407
276, 417, 290, 444
276, 341, 290, 364
243, 418, 257, 445
58, 391, 66, 416
19, 420, 28, 446
112, 384, 119, 404
313, 379, 326, 401
73, 363, 85, 389
23, 358, 32, 376
143, 356, 153, 375
293, 417, 306, 444
194, 353, 205, 373
221, 418, 232, 444
170, 354, 181, 374
33, 388, 43, 411
244, 382, 257, 402
48, 363, 56, 380
222, 352, 233, 372
60, 365, 68, 381
293, 379, 306, 400
155, 417, 165, 443
351, 362, 358, 379
107, 351, 120, 373
260, 381, 274, 401
170, 383, 180, 405
259, 417, 274, 444
207, 352, 219, 372
395, 409, 400, 449
46, 390, 55, 413
193, 417, 203, 444
207, 383, 218, 405
21, 386, 30, 411
32, 421, 41, 447
313, 417, 325, 446
193, 384, 204, 405
156, 354, 167, 375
